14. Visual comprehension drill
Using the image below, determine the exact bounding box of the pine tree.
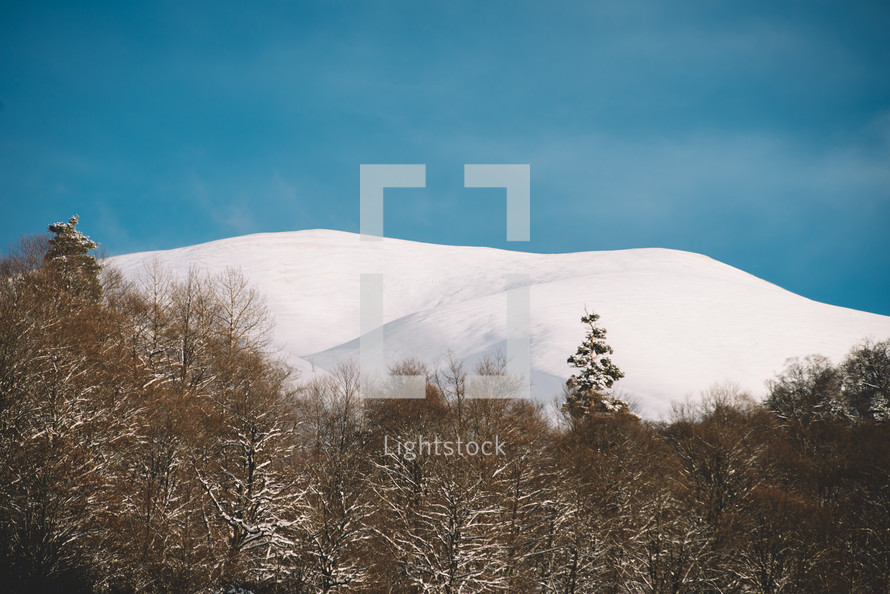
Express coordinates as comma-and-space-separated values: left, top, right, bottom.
563, 309, 627, 418
841, 339, 890, 422
45, 215, 102, 301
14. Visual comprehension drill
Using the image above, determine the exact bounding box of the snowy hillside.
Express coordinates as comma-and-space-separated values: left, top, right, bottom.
108, 230, 890, 418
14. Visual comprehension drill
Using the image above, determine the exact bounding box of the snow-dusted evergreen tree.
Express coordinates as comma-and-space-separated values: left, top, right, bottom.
0, 223, 141, 590
766, 355, 849, 425
563, 309, 627, 418
841, 339, 890, 422
46, 215, 102, 300
766, 341, 890, 425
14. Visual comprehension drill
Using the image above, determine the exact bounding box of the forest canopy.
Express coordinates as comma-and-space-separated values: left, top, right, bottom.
0, 220, 888, 593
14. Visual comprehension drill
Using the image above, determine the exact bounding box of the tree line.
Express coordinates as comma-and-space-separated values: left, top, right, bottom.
1, 218, 888, 593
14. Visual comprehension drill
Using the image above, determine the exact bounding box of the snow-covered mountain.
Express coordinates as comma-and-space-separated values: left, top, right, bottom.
108, 230, 890, 418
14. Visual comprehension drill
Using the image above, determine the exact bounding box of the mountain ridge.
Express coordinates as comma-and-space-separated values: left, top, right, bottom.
107, 229, 890, 418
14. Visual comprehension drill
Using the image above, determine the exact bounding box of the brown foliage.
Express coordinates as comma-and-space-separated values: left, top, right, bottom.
1, 231, 888, 593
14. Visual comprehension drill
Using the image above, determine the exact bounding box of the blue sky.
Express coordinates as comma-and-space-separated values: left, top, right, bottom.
2, 0, 889, 314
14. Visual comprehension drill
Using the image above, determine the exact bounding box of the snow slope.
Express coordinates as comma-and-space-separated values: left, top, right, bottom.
108, 230, 890, 418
